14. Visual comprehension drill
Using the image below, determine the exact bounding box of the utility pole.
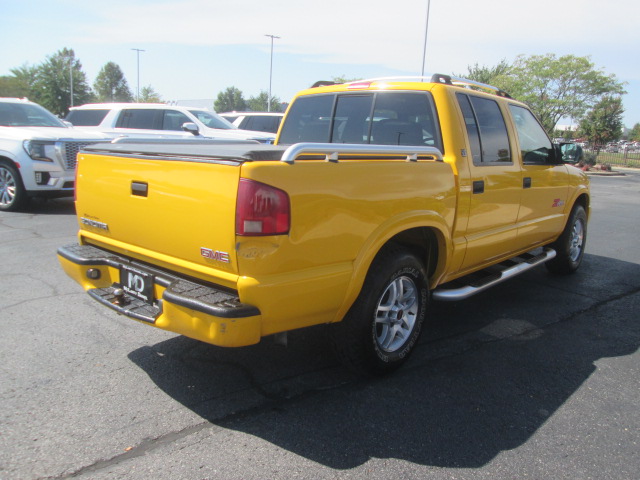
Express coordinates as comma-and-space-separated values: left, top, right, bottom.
265, 35, 280, 112
131, 48, 145, 102
421, 0, 431, 78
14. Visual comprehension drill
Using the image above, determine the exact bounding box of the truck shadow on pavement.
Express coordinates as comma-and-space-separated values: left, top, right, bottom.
128, 253, 640, 469
20, 197, 76, 215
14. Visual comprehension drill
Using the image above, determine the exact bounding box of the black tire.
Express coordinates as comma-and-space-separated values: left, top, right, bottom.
331, 246, 428, 375
0, 162, 27, 212
546, 205, 587, 274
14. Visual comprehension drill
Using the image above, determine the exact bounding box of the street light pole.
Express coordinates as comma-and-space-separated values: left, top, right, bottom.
131, 48, 145, 102
265, 34, 280, 112
421, 0, 431, 78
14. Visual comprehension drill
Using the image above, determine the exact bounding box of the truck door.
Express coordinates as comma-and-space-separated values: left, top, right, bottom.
456, 93, 522, 272
507, 104, 569, 248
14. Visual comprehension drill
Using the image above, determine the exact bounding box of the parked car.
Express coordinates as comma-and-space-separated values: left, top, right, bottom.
66, 103, 275, 143
604, 143, 619, 153
219, 111, 284, 134
0, 97, 108, 211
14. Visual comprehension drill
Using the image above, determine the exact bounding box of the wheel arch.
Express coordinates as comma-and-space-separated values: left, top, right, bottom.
334, 216, 451, 323
0, 154, 19, 168
573, 192, 590, 219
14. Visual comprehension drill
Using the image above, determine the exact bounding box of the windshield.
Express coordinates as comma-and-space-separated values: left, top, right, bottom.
0, 102, 66, 127
188, 110, 236, 130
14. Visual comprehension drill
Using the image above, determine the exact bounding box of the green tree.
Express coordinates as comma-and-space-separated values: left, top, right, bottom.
138, 85, 162, 103
496, 54, 626, 133
332, 75, 361, 84
0, 76, 28, 97
0, 64, 36, 98
578, 96, 624, 148
246, 90, 283, 112
94, 62, 133, 102
629, 123, 640, 142
214, 87, 246, 112
31, 48, 94, 116
456, 59, 511, 85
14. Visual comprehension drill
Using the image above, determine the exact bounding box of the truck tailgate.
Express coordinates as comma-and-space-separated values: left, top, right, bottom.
75, 150, 242, 282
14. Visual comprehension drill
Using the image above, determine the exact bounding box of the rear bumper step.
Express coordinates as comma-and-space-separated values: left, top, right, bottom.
57, 244, 260, 323
432, 248, 556, 302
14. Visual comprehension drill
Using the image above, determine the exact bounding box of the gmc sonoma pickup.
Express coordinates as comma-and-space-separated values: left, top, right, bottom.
58, 75, 590, 374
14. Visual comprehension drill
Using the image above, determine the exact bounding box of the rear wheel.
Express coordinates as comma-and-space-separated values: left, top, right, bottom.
332, 246, 428, 375
546, 205, 587, 274
0, 163, 27, 212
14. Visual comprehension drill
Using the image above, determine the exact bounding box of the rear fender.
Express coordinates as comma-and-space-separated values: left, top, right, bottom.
333, 212, 452, 322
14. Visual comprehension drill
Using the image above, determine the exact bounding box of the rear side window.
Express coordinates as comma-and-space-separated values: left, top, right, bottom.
66, 109, 109, 126
116, 109, 161, 129
278, 91, 442, 151
457, 93, 511, 164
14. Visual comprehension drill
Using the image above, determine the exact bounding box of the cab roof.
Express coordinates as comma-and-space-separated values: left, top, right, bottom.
300, 73, 512, 99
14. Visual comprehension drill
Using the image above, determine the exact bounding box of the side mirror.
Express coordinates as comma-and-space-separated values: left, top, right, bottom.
181, 122, 200, 136
558, 142, 583, 164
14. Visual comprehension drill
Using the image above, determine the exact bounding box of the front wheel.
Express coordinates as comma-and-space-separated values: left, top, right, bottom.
332, 246, 428, 375
0, 163, 27, 212
546, 205, 587, 274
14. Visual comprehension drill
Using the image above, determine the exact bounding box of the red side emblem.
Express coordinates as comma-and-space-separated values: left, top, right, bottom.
552, 199, 565, 208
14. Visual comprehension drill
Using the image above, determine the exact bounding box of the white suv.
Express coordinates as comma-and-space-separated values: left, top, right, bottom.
0, 98, 109, 211
219, 111, 284, 134
66, 103, 275, 143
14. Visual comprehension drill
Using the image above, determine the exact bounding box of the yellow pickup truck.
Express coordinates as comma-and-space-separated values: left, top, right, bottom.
58, 75, 590, 374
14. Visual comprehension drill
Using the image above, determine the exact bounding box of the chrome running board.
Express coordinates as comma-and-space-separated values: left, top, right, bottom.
432, 248, 556, 302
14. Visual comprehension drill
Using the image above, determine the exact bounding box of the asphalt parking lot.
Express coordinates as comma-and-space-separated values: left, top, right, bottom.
1, 172, 639, 479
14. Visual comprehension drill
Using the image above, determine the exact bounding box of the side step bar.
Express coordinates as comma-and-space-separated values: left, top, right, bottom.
432, 248, 556, 302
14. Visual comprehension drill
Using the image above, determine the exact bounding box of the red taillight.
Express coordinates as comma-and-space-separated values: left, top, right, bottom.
236, 178, 290, 236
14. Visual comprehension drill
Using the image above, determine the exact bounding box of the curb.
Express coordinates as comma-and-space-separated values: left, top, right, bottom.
585, 171, 626, 176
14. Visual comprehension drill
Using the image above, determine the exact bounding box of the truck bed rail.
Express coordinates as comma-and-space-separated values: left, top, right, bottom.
280, 143, 443, 164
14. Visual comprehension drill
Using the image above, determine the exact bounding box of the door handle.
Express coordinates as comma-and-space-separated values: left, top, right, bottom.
523, 177, 532, 189
473, 180, 484, 194
131, 181, 148, 197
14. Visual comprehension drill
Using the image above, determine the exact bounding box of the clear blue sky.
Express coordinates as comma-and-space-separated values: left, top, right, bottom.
1, 0, 638, 127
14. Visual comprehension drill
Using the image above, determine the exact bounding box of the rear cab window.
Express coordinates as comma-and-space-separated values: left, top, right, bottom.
278, 91, 442, 152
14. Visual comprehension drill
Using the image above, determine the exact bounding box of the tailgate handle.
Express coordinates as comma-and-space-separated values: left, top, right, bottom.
131, 181, 148, 197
